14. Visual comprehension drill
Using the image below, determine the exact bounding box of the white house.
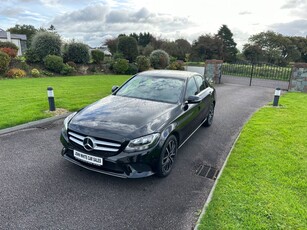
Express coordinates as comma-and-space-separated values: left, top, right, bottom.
0, 28, 27, 56
89, 45, 112, 56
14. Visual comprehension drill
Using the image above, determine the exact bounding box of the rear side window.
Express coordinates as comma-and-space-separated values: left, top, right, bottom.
194, 75, 206, 92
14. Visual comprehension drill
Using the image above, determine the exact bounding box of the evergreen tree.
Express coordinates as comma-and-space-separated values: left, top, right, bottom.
217, 25, 237, 62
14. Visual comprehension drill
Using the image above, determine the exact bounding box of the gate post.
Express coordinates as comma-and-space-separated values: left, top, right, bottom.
204, 60, 223, 84
289, 63, 307, 92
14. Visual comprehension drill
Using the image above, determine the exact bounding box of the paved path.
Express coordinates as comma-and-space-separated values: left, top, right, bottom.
0, 84, 276, 230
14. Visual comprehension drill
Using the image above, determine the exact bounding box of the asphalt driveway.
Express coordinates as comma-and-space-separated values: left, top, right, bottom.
0, 83, 276, 229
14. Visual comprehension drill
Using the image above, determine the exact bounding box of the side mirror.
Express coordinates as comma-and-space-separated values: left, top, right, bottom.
186, 95, 201, 104
111, 85, 119, 93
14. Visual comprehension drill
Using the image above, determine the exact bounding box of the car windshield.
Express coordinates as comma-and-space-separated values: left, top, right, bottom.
115, 75, 185, 103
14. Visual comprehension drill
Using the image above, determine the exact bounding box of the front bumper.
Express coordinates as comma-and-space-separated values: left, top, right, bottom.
60, 130, 159, 178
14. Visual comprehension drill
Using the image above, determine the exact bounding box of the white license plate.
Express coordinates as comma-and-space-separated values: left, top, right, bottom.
73, 150, 103, 166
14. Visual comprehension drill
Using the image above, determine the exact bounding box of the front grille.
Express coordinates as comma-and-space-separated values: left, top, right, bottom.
68, 131, 121, 153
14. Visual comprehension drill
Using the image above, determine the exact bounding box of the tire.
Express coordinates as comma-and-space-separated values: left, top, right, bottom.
204, 102, 215, 127
156, 135, 178, 177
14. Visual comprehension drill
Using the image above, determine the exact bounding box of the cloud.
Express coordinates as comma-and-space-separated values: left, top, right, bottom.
281, 0, 305, 9
49, 4, 195, 46
0, 7, 23, 17
40, 0, 60, 6
281, 0, 307, 18
238, 11, 252, 15
270, 19, 307, 37
52, 4, 109, 25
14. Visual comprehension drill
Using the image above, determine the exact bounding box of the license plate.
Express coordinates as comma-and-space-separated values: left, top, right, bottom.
73, 150, 103, 166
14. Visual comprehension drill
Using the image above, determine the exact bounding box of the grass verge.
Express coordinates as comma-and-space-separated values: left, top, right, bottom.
0, 75, 130, 129
198, 92, 307, 229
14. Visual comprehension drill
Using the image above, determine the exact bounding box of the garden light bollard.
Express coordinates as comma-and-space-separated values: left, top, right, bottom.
47, 86, 56, 111
273, 87, 281, 106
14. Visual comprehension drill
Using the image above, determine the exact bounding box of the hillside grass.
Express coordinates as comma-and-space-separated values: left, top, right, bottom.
0, 75, 130, 129
198, 92, 307, 229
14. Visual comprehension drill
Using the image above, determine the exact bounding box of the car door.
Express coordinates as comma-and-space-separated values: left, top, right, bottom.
194, 75, 213, 122
176, 77, 201, 142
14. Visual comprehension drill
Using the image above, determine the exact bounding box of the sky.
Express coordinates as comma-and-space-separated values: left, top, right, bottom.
1, 0, 307, 50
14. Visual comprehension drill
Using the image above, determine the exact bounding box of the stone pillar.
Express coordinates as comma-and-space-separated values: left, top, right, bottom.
289, 63, 307, 93
204, 60, 223, 84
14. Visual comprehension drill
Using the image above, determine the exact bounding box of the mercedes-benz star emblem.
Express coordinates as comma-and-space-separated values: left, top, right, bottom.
83, 137, 95, 151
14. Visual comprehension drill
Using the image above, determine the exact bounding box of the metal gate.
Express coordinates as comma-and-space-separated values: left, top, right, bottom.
221, 62, 292, 90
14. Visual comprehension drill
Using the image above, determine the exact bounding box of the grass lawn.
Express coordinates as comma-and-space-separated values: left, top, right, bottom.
198, 92, 307, 229
0, 75, 130, 129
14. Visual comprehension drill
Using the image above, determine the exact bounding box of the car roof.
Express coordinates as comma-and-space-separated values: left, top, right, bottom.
137, 70, 201, 79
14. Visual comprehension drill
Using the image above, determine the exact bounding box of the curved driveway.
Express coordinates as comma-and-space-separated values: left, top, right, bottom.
0, 84, 276, 230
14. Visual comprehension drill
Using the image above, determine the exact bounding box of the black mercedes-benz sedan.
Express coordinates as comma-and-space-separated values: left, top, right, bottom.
60, 70, 216, 178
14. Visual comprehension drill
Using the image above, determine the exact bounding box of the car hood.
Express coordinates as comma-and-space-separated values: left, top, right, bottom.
69, 95, 179, 141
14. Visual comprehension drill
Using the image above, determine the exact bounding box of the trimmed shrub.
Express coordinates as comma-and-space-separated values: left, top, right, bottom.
167, 60, 185, 70
112, 52, 124, 60
0, 47, 17, 58
91, 50, 104, 64
0, 41, 18, 50
60, 64, 75, 75
117, 36, 138, 62
112, 58, 129, 74
125, 63, 138, 75
44, 55, 64, 73
6, 68, 26, 79
41, 70, 54, 77
150, 49, 170, 69
31, 68, 40, 78
136, 55, 150, 72
25, 48, 40, 63
63, 42, 90, 64
0, 51, 10, 74
31, 31, 62, 61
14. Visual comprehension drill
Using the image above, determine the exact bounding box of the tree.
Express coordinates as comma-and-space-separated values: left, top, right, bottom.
129, 33, 139, 42
31, 31, 61, 61
288, 36, 307, 62
48, 25, 56, 32
191, 34, 222, 61
249, 31, 300, 65
8, 24, 37, 47
160, 41, 178, 58
217, 25, 237, 62
117, 36, 138, 62
138, 32, 154, 47
175, 39, 191, 60
105, 38, 118, 54
242, 44, 265, 63
63, 42, 90, 64
91, 50, 104, 64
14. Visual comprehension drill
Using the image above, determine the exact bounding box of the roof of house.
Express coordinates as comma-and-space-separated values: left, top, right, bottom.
0, 30, 27, 40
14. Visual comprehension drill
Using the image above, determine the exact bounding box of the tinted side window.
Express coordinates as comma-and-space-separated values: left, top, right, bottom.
194, 75, 205, 91
185, 78, 198, 99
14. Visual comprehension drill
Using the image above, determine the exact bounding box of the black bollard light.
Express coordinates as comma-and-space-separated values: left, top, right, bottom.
273, 87, 281, 106
47, 86, 56, 111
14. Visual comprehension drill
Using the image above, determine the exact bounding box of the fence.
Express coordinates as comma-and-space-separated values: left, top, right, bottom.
222, 62, 292, 83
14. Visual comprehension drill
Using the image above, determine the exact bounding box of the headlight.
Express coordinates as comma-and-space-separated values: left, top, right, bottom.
125, 133, 160, 152
63, 112, 77, 131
